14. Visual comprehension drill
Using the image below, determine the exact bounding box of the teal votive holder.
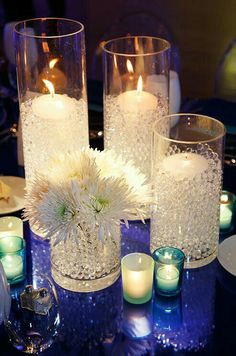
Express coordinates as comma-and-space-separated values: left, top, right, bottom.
220, 190, 236, 233
152, 247, 185, 297
0, 236, 26, 285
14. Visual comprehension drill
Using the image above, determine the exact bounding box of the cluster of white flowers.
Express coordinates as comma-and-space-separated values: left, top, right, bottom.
24, 148, 151, 244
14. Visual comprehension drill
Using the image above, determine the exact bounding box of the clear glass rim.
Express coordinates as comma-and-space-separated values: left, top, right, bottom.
153, 113, 226, 144
152, 246, 185, 263
0, 236, 25, 254
14, 17, 84, 39
102, 35, 170, 57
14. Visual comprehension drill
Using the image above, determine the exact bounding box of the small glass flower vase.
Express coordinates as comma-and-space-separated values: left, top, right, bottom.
51, 223, 121, 292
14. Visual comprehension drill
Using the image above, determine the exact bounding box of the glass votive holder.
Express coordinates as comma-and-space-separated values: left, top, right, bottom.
121, 253, 154, 304
152, 247, 185, 297
220, 190, 236, 233
0, 216, 23, 238
0, 236, 26, 285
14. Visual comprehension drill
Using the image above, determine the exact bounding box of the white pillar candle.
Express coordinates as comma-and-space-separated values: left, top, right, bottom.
146, 70, 181, 114
156, 265, 179, 292
1, 255, 23, 280
161, 152, 208, 180
0, 217, 23, 239
121, 253, 154, 304
117, 76, 157, 114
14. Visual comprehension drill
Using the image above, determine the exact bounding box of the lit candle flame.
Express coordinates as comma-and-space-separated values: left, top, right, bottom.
42, 79, 55, 97
164, 252, 171, 259
137, 75, 142, 92
126, 59, 134, 74
138, 257, 142, 264
49, 58, 59, 69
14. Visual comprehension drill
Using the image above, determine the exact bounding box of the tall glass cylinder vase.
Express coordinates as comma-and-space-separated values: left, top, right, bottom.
151, 114, 225, 268
103, 36, 170, 185
14, 18, 89, 234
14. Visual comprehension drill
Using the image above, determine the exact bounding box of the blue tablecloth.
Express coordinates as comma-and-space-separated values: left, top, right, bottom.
1, 221, 236, 355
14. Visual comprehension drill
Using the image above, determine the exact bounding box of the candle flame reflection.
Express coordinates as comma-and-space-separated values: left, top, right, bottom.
49, 58, 59, 69
126, 59, 134, 74
137, 76, 142, 92
42, 79, 55, 97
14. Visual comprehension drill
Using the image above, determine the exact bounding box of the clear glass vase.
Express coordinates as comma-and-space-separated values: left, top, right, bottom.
151, 114, 225, 268
51, 223, 121, 292
102, 36, 170, 184
14, 18, 89, 235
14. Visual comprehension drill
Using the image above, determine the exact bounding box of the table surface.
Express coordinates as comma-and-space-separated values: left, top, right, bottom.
1, 220, 236, 356
1, 78, 236, 355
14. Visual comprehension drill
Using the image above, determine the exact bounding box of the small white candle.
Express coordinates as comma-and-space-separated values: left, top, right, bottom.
220, 193, 234, 229
121, 253, 154, 304
1, 255, 23, 280
117, 76, 157, 114
0, 236, 22, 253
0, 217, 23, 239
162, 152, 208, 180
156, 265, 179, 292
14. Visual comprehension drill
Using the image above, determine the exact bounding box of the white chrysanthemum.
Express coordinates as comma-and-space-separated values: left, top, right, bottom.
24, 148, 152, 243
47, 149, 99, 188
94, 149, 151, 204
37, 180, 84, 244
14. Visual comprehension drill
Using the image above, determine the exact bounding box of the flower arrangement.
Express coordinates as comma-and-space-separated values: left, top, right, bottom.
24, 148, 151, 244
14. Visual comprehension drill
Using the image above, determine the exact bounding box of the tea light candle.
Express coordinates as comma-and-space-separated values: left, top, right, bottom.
0, 216, 23, 239
121, 253, 154, 304
153, 247, 185, 297
1, 255, 23, 280
156, 265, 179, 292
220, 191, 235, 231
0, 235, 25, 284
0, 235, 23, 253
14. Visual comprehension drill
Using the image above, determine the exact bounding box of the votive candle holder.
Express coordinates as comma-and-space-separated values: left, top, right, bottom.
220, 190, 236, 233
153, 247, 184, 297
0, 217, 23, 239
121, 253, 154, 304
0, 236, 26, 285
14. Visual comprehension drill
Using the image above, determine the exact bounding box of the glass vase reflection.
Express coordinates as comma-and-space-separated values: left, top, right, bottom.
57, 280, 122, 354
153, 263, 216, 352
